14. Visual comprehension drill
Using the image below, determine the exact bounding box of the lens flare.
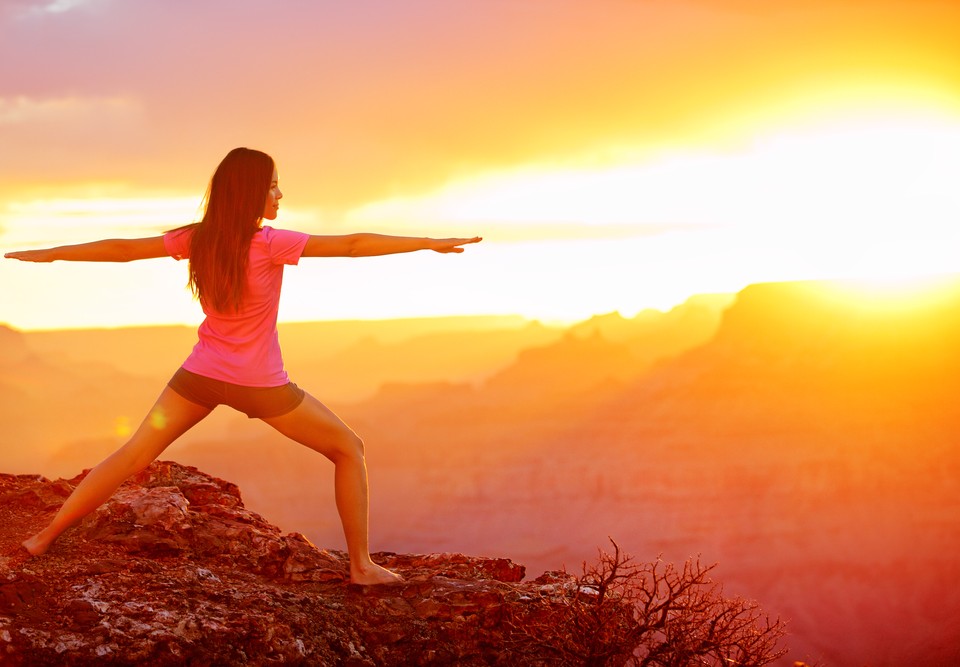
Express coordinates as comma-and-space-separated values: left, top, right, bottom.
113, 416, 132, 438
149, 408, 168, 430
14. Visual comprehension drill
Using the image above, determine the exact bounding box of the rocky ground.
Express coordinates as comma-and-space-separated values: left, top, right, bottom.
0, 461, 573, 666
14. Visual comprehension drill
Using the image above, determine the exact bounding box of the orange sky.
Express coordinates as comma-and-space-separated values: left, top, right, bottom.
1, 0, 959, 329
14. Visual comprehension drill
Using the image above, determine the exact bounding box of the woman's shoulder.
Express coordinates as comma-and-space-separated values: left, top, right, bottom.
256, 226, 310, 264
258, 226, 310, 243
258, 225, 305, 236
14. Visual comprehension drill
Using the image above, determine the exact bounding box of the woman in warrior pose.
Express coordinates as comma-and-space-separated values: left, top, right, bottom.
5, 147, 481, 585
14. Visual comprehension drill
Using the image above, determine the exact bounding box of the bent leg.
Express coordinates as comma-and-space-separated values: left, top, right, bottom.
22, 386, 211, 556
261, 392, 401, 585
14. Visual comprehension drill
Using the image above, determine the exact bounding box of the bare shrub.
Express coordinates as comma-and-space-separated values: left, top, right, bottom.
506, 539, 787, 666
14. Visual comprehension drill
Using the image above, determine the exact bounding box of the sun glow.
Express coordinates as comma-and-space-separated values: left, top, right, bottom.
343, 109, 960, 318
823, 274, 960, 315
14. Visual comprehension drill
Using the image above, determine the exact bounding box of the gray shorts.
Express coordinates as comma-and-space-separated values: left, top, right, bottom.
167, 367, 305, 419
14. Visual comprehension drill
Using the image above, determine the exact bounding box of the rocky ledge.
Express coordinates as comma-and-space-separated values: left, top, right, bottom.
0, 461, 573, 666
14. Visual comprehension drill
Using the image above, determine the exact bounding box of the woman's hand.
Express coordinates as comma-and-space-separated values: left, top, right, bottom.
429, 237, 483, 254
4, 249, 56, 262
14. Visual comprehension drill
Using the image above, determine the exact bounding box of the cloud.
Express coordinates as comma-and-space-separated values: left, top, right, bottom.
35, 0, 90, 13
3, 0, 100, 16
0, 95, 138, 125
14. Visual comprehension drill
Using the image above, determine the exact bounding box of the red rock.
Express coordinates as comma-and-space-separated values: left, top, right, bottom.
0, 461, 576, 666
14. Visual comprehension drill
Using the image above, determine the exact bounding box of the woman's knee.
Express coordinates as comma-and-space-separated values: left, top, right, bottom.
332, 428, 365, 461
344, 429, 366, 458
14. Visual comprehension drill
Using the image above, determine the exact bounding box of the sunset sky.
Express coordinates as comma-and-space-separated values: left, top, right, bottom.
2, 0, 959, 329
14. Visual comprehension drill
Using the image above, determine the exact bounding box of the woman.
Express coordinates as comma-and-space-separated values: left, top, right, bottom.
4, 147, 481, 585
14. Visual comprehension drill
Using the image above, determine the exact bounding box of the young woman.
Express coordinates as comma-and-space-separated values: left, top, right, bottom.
4, 147, 481, 585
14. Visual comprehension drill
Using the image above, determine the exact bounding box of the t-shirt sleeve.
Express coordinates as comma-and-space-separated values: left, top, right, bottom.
264, 227, 310, 265
163, 227, 194, 260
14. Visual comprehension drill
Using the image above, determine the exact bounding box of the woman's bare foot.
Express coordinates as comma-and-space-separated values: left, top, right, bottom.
21, 531, 53, 557
350, 560, 403, 586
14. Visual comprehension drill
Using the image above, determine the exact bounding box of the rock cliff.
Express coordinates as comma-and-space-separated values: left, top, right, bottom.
0, 461, 567, 666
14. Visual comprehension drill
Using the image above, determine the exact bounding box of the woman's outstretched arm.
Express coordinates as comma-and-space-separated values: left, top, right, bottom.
4, 236, 168, 263
302, 234, 482, 258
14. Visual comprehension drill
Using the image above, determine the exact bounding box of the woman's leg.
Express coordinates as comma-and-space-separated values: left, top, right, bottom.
261, 392, 401, 585
22, 386, 212, 556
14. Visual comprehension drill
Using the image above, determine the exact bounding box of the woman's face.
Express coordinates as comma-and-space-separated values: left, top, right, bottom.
262, 167, 282, 220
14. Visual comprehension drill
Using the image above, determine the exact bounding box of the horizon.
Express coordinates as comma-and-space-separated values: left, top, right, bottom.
6, 270, 959, 333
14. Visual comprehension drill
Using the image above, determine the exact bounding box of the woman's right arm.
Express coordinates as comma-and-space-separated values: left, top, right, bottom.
4, 236, 168, 263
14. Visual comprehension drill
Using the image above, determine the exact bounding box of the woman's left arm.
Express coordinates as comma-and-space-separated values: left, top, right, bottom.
302, 234, 482, 258
4, 236, 168, 263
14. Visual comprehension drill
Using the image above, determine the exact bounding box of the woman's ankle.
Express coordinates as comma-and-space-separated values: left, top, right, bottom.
21, 531, 53, 556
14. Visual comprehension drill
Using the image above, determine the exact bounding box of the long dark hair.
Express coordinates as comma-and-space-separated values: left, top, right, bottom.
185, 148, 275, 312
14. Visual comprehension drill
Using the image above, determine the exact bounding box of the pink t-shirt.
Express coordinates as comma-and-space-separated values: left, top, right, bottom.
164, 225, 310, 387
